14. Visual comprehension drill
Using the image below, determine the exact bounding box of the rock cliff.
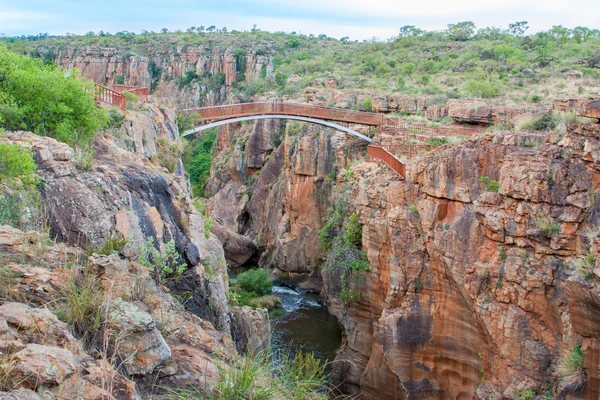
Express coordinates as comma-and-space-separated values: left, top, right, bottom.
205, 119, 367, 288
322, 128, 600, 398
0, 103, 270, 397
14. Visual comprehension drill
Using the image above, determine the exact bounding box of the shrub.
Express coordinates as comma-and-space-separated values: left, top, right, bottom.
512, 389, 536, 400
360, 98, 373, 112
204, 217, 213, 239
0, 44, 106, 146
408, 204, 419, 214
557, 344, 585, 377
345, 212, 363, 248
183, 128, 217, 198
479, 176, 499, 192
535, 216, 561, 237
426, 137, 449, 146
463, 80, 500, 98
95, 234, 128, 256
0, 143, 43, 230
236, 268, 273, 296
138, 237, 187, 284
123, 91, 139, 103
571, 254, 597, 278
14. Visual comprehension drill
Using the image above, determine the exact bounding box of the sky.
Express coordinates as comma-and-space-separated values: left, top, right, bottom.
1, 0, 600, 40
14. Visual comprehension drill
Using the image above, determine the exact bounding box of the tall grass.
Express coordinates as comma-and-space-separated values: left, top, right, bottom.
557, 345, 585, 377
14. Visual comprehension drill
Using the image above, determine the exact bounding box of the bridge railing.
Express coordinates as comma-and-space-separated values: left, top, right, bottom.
189, 102, 385, 126
113, 84, 149, 101
368, 145, 406, 179
90, 84, 126, 110
382, 118, 481, 137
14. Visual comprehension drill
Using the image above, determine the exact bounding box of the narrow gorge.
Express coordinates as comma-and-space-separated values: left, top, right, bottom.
2, 28, 600, 400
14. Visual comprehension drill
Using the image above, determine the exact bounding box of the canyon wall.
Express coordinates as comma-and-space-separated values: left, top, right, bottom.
205, 119, 367, 288
323, 129, 600, 398
205, 115, 600, 398
50, 45, 273, 105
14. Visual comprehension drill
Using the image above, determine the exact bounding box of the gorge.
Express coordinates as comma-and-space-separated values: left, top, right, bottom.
1, 26, 600, 400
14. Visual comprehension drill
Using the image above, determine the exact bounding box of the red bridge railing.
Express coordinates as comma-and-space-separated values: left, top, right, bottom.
113, 84, 149, 101
368, 145, 406, 179
189, 102, 386, 126
91, 84, 126, 110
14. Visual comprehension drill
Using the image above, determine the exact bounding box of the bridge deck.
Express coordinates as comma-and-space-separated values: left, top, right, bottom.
188, 102, 390, 126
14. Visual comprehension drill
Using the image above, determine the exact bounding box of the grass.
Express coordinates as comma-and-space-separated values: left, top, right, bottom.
557, 344, 585, 377
56, 264, 108, 349
0, 266, 23, 302
214, 351, 328, 400
571, 254, 597, 278
535, 217, 561, 237
89, 234, 128, 256
0, 352, 20, 392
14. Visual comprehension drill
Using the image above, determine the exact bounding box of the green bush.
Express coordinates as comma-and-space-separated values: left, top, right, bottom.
94, 234, 128, 256
183, 128, 217, 198
123, 91, 139, 103
463, 80, 500, 98
236, 268, 273, 296
0, 44, 106, 146
138, 237, 187, 284
0, 143, 42, 230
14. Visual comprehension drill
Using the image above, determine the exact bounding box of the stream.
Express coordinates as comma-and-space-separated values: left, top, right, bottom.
270, 285, 342, 366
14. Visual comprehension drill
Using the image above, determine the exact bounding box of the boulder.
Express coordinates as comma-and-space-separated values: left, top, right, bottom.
107, 299, 171, 375
230, 306, 271, 354
13, 344, 77, 389
211, 223, 257, 267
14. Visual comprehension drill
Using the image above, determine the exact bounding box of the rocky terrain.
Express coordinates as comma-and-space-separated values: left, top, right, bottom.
0, 104, 270, 398
204, 106, 600, 398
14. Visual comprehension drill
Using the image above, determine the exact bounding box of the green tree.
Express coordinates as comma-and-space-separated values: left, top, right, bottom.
0, 44, 106, 146
508, 21, 529, 37
446, 21, 476, 41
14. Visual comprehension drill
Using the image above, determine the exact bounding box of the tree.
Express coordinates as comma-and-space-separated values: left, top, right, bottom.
187, 26, 196, 33
0, 44, 106, 146
197, 26, 205, 33
446, 21, 476, 41
508, 21, 529, 37
340, 36, 350, 43
206, 26, 216, 32
398, 25, 423, 38
161, 28, 168, 34
222, 27, 227, 33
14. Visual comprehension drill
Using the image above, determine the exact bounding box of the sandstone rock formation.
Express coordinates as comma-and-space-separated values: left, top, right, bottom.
230, 306, 271, 354
305, 87, 547, 125
205, 118, 367, 286
322, 128, 600, 398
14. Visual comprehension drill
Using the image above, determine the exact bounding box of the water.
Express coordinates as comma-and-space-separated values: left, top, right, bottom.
270, 285, 342, 366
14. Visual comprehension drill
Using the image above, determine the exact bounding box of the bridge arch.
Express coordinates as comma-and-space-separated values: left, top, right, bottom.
182, 115, 373, 143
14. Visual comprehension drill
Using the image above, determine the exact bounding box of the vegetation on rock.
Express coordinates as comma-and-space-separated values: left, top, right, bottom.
0, 44, 106, 146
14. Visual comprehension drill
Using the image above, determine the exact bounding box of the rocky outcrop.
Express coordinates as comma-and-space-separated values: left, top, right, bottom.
206, 119, 367, 286
50, 45, 274, 106
305, 87, 547, 125
230, 306, 271, 354
2, 107, 230, 331
0, 224, 236, 397
323, 129, 600, 398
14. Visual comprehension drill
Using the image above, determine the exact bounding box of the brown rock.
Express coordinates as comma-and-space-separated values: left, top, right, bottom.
14, 344, 77, 389
230, 306, 271, 354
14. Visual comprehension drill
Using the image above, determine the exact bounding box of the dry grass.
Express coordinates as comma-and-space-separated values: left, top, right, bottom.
557, 344, 585, 378
0, 352, 20, 392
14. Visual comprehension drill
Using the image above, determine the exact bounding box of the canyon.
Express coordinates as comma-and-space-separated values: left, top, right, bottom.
1, 40, 600, 400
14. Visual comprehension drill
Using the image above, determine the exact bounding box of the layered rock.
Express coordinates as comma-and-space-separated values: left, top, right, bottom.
305, 87, 547, 125
206, 119, 367, 286
323, 129, 600, 398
